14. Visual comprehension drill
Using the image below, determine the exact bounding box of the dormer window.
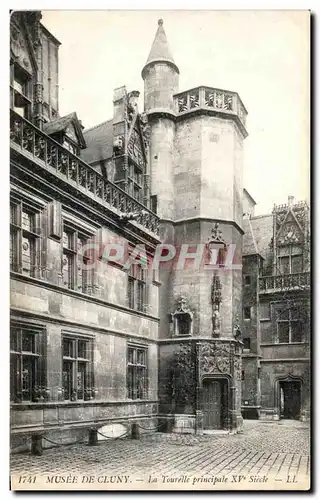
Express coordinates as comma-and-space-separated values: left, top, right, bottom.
10, 64, 32, 120
63, 138, 79, 156
43, 112, 86, 157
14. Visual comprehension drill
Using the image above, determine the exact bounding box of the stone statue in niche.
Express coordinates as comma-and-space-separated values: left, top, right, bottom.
172, 296, 193, 337
211, 273, 222, 336
206, 222, 227, 268
113, 136, 124, 156
212, 303, 221, 335
139, 112, 151, 150
233, 316, 242, 340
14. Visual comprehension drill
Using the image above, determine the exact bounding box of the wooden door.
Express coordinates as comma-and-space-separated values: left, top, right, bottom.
281, 381, 301, 419
203, 379, 222, 429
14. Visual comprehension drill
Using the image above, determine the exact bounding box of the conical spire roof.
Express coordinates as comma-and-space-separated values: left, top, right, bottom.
142, 19, 179, 77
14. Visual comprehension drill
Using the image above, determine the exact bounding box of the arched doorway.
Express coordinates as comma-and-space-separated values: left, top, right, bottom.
277, 377, 302, 420
202, 377, 229, 430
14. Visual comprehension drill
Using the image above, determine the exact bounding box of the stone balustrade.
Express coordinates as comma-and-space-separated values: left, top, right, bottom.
174, 86, 247, 130
10, 110, 159, 236
259, 272, 310, 292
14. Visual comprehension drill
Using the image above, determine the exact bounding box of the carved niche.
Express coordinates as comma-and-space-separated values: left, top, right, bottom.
11, 22, 32, 73
207, 223, 227, 337
171, 297, 193, 337
200, 342, 231, 375
207, 222, 227, 266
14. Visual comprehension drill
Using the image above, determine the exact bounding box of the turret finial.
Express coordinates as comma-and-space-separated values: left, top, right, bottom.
142, 16, 179, 78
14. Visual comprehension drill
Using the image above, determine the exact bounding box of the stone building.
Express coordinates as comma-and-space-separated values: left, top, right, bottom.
10, 11, 160, 451
242, 193, 310, 421
10, 12, 309, 452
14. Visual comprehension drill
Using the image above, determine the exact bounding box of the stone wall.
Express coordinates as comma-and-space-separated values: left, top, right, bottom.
242, 355, 259, 417
242, 254, 260, 354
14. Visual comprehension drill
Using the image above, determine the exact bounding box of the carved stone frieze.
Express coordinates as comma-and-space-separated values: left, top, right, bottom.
277, 221, 303, 245
200, 341, 231, 375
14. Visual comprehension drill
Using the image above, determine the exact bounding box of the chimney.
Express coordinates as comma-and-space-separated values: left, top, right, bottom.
288, 195, 294, 208
113, 86, 127, 125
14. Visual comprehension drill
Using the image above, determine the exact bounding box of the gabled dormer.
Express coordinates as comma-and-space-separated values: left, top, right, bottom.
10, 11, 39, 121
43, 112, 86, 156
10, 11, 61, 127
273, 196, 309, 275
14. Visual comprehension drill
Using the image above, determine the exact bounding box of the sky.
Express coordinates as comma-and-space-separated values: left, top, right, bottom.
41, 10, 310, 215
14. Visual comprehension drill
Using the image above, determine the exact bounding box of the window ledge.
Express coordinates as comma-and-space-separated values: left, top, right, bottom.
10, 399, 159, 410
10, 271, 159, 322
260, 342, 308, 346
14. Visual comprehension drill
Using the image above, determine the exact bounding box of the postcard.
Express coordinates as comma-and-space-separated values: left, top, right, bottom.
10, 9, 310, 491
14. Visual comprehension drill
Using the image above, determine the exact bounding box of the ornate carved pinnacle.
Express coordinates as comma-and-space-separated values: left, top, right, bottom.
177, 296, 187, 310
207, 222, 226, 247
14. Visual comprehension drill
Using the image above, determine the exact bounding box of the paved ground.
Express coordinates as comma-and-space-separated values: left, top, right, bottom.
10, 420, 310, 490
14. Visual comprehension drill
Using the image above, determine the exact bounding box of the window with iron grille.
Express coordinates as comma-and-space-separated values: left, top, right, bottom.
127, 345, 148, 400
10, 200, 41, 276
276, 305, 304, 343
62, 224, 93, 293
127, 264, 147, 312
10, 325, 45, 402
243, 338, 251, 350
10, 63, 32, 120
127, 162, 144, 203
244, 307, 251, 320
244, 275, 251, 285
62, 335, 94, 401
150, 195, 158, 214
277, 245, 303, 275
259, 302, 270, 320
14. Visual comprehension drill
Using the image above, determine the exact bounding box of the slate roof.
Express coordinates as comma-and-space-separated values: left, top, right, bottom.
43, 112, 86, 148
81, 120, 113, 165
142, 19, 179, 76
243, 214, 273, 258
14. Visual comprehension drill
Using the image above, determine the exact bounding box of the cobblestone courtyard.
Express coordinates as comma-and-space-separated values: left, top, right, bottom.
11, 420, 310, 490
